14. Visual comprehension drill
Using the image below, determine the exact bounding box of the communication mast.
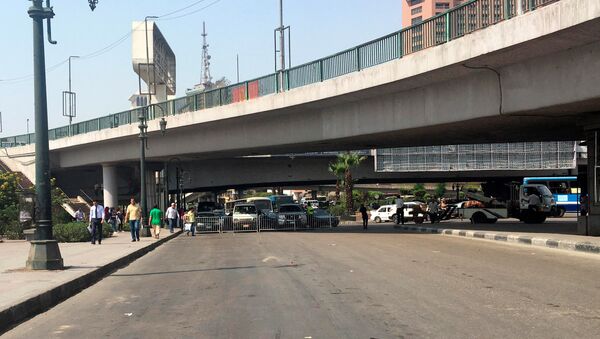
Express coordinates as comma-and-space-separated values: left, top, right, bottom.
201, 22, 212, 88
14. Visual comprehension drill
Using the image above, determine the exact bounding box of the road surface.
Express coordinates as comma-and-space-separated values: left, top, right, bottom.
5, 226, 600, 338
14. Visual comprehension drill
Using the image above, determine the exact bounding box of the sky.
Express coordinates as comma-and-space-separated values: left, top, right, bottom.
0, 0, 402, 136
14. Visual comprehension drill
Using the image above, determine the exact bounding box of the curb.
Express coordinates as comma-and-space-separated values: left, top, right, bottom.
0, 230, 182, 335
393, 225, 600, 255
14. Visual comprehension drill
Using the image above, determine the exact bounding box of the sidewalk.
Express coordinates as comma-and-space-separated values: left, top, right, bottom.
337, 218, 600, 256
393, 217, 600, 255
0, 228, 181, 333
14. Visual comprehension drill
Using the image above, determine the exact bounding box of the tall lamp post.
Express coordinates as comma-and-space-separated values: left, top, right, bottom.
138, 109, 151, 237
26, 0, 97, 270
63, 55, 79, 136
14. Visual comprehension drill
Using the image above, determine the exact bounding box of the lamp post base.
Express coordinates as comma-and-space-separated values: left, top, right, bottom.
141, 225, 153, 237
26, 239, 64, 270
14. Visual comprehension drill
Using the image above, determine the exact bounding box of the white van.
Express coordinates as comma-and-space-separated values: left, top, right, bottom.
370, 203, 418, 223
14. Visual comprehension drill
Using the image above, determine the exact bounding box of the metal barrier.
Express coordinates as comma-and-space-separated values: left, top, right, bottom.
0, 0, 562, 148
192, 213, 339, 234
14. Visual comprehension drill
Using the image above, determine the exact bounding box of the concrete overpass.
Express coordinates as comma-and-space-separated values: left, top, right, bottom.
2, 0, 599, 170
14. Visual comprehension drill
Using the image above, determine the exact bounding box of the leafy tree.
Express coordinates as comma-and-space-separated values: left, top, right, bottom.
412, 183, 427, 201
336, 152, 366, 213
328, 161, 345, 202
0, 172, 21, 238
434, 183, 446, 198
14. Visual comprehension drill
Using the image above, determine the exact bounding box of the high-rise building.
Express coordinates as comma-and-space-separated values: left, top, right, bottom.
402, 0, 465, 28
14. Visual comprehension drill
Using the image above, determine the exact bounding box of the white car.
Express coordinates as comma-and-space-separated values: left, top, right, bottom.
369, 203, 420, 223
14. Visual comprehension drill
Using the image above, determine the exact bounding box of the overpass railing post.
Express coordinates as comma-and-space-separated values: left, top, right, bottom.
504, 0, 510, 19
397, 31, 403, 58
245, 81, 249, 100
445, 12, 451, 42
319, 60, 324, 81
355, 47, 361, 71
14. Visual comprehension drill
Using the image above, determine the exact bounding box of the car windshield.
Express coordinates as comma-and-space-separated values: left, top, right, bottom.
313, 209, 329, 216
538, 185, 553, 197
235, 205, 256, 214
253, 200, 272, 211
279, 205, 302, 213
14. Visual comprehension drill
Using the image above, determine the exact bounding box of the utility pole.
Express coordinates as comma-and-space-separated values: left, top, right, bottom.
274, 0, 291, 92
63, 55, 79, 136
279, 0, 285, 72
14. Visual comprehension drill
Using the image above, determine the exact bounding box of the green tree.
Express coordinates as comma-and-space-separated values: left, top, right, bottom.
0, 172, 21, 238
412, 183, 427, 201
328, 161, 345, 203
337, 152, 366, 213
434, 182, 446, 198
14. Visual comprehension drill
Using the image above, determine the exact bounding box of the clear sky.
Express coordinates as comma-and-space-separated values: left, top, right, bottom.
0, 0, 402, 136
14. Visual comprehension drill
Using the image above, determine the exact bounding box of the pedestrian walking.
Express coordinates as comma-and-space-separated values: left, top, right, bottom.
149, 204, 163, 239
165, 203, 179, 233
395, 195, 405, 225
125, 198, 141, 242
89, 199, 105, 245
115, 207, 123, 232
105, 207, 117, 234
184, 207, 196, 236
581, 194, 589, 216
75, 208, 84, 222
359, 204, 368, 230
427, 199, 440, 224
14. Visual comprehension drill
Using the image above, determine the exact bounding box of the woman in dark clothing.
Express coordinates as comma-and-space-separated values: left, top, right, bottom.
359, 204, 368, 230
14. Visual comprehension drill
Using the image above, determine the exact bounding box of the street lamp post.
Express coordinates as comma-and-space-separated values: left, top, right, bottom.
26, 0, 62, 270
138, 109, 151, 237
25, 0, 98, 270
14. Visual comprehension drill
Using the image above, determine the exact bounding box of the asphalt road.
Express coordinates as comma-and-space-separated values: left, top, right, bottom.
5, 226, 600, 338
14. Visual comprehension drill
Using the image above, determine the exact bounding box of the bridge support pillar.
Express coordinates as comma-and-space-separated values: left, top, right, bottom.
579, 129, 600, 236
102, 164, 118, 209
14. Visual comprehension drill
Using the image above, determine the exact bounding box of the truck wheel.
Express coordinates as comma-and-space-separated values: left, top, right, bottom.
557, 207, 566, 218
470, 212, 486, 224
391, 214, 397, 223
374, 216, 382, 223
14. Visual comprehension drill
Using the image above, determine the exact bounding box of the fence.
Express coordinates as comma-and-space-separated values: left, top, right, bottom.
194, 213, 339, 234
0, 0, 561, 148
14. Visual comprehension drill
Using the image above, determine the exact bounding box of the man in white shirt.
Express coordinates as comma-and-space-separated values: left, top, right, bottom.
527, 192, 541, 212
166, 203, 179, 233
395, 196, 404, 225
89, 199, 105, 245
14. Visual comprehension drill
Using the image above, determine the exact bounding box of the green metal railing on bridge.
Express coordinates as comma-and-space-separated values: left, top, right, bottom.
0, 0, 559, 148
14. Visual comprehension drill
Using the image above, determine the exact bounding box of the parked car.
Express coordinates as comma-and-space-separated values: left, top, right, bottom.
369, 203, 420, 223
309, 209, 339, 227
277, 204, 308, 227
196, 211, 221, 232
232, 203, 258, 230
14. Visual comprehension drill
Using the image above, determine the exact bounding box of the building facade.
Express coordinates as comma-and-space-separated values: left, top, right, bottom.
402, 0, 465, 27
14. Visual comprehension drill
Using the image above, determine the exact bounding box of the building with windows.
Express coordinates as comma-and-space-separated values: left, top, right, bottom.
402, 0, 465, 27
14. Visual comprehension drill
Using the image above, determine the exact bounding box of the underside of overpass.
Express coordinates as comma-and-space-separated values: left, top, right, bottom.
53, 155, 578, 199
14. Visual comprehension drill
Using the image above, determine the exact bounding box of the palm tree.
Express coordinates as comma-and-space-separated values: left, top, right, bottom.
328, 161, 345, 203
338, 152, 366, 213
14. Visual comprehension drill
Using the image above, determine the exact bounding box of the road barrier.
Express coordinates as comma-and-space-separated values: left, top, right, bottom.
194, 213, 339, 234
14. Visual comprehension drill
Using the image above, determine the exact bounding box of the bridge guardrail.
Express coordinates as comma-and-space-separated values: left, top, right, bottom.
0, 0, 560, 147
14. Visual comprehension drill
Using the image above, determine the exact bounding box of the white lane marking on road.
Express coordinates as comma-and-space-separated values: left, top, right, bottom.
124, 313, 133, 317
329, 243, 336, 246
432, 250, 440, 253
262, 256, 279, 263
350, 270, 354, 273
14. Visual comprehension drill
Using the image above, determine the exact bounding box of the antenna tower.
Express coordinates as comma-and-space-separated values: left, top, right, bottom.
201, 22, 212, 88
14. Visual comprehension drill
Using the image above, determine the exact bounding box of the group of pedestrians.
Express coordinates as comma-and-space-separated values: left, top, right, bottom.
83, 198, 192, 245
84, 200, 125, 245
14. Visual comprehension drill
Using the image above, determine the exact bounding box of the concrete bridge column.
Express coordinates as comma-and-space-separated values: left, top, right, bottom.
102, 164, 118, 209
580, 129, 600, 236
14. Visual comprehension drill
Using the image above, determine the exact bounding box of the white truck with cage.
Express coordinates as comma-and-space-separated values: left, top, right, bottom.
458, 184, 555, 224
